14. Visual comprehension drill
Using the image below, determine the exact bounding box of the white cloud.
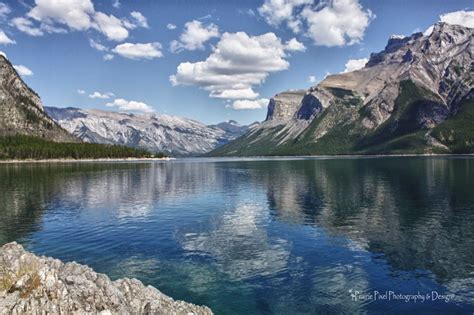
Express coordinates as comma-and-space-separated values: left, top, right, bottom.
440, 10, 474, 28
77, 89, 86, 94
112, 42, 163, 60
89, 91, 114, 99
28, 0, 95, 31
258, 0, 374, 47
11, 17, 44, 36
93, 12, 128, 41
129, 11, 148, 28
13, 65, 33, 76
106, 98, 154, 113
308, 75, 316, 83
285, 38, 306, 51
0, 30, 15, 44
112, 0, 120, 9
167, 23, 176, 30
0, 51, 7, 58
343, 57, 368, 73
170, 20, 219, 53
170, 32, 299, 101
89, 38, 108, 51
258, 0, 312, 33
301, 0, 374, 46
231, 98, 269, 110
0, 2, 11, 20
15, 0, 136, 41
210, 88, 259, 99
103, 53, 114, 61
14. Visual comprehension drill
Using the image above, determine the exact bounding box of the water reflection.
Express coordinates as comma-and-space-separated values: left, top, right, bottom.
0, 157, 473, 313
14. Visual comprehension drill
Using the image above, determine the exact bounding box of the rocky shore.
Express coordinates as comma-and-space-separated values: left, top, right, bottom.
0, 242, 212, 314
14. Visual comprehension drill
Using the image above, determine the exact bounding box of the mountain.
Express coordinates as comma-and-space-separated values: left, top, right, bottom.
211, 23, 473, 156
45, 107, 252, 156
0, 56, 75, 142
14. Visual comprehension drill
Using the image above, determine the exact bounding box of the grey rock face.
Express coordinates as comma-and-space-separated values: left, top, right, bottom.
265, 90, 306, 121
45, 107, 251, 156
0, 56, 76, 142
0, 242, 212, 315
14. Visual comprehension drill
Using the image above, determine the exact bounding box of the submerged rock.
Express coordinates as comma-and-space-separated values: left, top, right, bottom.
0, 242, 212, 315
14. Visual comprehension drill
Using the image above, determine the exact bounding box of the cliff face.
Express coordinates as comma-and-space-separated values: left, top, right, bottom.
0, 56, 75, 142
0, 242, 212, 314
265, 90, 306, 121
211, 23, 474, 156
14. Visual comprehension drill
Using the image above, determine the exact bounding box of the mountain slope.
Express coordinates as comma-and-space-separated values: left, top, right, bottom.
0, 56, 76, 142
45, 107, 251, 156
211, 23, 473, 156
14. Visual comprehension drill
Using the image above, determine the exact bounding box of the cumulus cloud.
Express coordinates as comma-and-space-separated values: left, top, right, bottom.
13, 65, 33, 76
211, 88, 259, 100
170, 31, 302, 100
440, 10, 474, 28
13, 0, 138, 41
126, 11, 148, 29
112, 42, 163, 60
92, 12, 128, 41
343, 57, 368, 73
167, 23, 176, 30
27, 0, 95, 31
258, 0, 374, 46
89, 91, 114, 99
301, 0, 374, 46
106, 98, 154, 113
112, 0, 120, 9
258, 0, 312, 33
231, 98, 269, 110
77, 89, 86, 94
170, 20, 219, 53
0, 29, 15, 44
308, 75, 316, 83
285, 38, 306, 51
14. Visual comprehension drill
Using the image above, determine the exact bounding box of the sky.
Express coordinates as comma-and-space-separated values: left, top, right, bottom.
0, 0, 472, 125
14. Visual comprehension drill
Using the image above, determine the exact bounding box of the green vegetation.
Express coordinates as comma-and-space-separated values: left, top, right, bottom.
210, 81, 473, 157
0, 135, 165, 160
431, 97, 474, 153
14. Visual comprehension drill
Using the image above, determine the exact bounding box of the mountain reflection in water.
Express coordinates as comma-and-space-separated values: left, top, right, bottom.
0, 157, 473, 314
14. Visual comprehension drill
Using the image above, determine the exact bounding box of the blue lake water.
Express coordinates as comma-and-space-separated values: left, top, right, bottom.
1, 157, 474, 314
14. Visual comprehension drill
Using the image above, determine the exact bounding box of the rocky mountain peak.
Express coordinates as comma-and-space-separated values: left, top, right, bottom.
0, 56, 76, 142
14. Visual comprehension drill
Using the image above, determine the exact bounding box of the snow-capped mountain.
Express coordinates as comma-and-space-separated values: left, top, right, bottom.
45, 107, 252, 156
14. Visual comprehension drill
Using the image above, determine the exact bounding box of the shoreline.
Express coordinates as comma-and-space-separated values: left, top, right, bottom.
1, 153, 474, 164
0, 157, 175, 164
0, 242, 212, 314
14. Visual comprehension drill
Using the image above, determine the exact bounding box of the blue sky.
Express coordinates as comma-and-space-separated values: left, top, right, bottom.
0, 0, 472, 125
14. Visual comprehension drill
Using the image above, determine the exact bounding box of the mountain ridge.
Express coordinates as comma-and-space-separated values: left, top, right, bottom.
211, 22, 473, 156
45, 106, 253, 156
0, 56, 76, 142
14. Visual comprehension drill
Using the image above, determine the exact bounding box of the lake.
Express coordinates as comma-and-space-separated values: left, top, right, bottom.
1, 157, 474, 314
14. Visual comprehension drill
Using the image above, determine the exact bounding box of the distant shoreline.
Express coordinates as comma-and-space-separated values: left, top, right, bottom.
0, 157, 174, 164
2, 154, 474, 164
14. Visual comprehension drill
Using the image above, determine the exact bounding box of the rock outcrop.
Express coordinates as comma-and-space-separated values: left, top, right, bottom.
0, 242, 212, 315
0, 56, 76, 142
211, 22, 474, 156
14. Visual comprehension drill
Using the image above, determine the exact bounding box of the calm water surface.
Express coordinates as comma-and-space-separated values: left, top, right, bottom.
1, 157, 474, 314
